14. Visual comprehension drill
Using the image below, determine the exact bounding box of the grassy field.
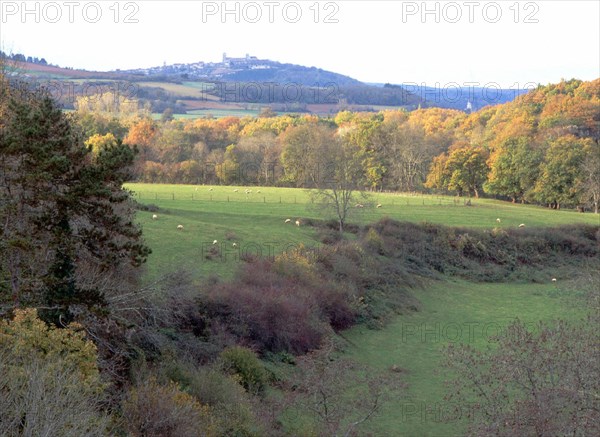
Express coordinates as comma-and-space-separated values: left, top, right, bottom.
127, 183, 598, 281
137, 81, 212, 98
341, 279, 589, 436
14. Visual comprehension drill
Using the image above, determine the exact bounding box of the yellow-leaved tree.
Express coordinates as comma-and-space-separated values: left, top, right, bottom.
0, 308, 109, 436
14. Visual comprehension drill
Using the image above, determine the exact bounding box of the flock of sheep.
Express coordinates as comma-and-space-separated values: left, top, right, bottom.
151, 191, 554, 281
496, 218, 526, 228
154, 214, 527, 232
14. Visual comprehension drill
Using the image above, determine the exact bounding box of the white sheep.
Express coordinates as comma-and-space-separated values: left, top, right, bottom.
152, 214, 158, 220
552, 278, 557, 282
295, 220, 301, 227
496, 218, 501, 223
257, 190, 261, 193
209, 188, 213, 191
177, 225, 184, 230
232, 242, 237, 247
212, 240, 218, 245
285, 219, 292, 224
233, 189, 239, 192
355, 204, 364, 208
376, 204, 382, 208
518, 223, 526, 228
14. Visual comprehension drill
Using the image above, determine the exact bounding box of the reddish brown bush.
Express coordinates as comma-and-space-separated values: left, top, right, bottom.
202, 256, 357, 355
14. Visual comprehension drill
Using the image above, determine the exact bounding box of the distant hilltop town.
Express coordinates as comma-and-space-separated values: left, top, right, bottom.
118, 53, 272, 79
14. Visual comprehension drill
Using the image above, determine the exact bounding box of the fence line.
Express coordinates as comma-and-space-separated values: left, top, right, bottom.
132, 191, 467, 207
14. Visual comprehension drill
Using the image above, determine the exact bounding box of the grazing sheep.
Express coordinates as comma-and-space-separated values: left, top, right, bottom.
376, 204, 382, 208
152, 214, 158, 220
209, 188, 213, 191
295, 220, 301, 227
552, 278, 557, 282
233, 189, 239, 192
195, 188, 198, 192
232, 242, 237, 247
177, 225, 184, 230
519, 223, 526, 228
355, 204, 364, 208
496, 218, 501, 223
285, 219, 292, 223
257, 190, 261, 193
213, 240, 218, 245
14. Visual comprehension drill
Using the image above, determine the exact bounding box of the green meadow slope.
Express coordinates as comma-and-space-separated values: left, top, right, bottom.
127, 183, 597, 435
127, 183, 598, 280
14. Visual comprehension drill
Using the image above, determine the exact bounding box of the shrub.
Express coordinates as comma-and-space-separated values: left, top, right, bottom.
318, 228, 343, 244
203, 260, 328, 354
161, 362, 262, 436
133, 201, 160, 212
0, 309, 109, 436
123, 377, 217, 437
0, 308, 103, 393
219, 346, 268, 395
363, 227, 384, 254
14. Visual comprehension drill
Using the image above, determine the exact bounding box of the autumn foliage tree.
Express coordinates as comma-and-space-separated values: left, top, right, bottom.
485, 137, 543, 202
532, 135, 589, 209
425, 147, 488, 197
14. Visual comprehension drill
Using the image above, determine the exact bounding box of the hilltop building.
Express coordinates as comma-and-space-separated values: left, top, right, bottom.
222, 53, 258, 67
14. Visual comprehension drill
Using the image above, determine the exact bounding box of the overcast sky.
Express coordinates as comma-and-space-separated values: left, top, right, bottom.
1, 1, 598, 87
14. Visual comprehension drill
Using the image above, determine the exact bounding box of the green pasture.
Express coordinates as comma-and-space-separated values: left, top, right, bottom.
126, 183, 598, 281
137, 81, 209, 98
341, 279, 589, 436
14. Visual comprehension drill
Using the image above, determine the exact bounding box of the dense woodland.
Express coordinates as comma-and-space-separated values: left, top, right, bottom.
1, 65, 599, 437
76, 78, 600, 212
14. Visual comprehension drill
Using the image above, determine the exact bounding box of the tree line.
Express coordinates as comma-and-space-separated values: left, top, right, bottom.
74, 78, 599, 212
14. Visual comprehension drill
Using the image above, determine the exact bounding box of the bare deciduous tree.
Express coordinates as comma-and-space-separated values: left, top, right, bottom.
309, 133, 368, 233
444, 281, 600, 437
288, 341, 404, 436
